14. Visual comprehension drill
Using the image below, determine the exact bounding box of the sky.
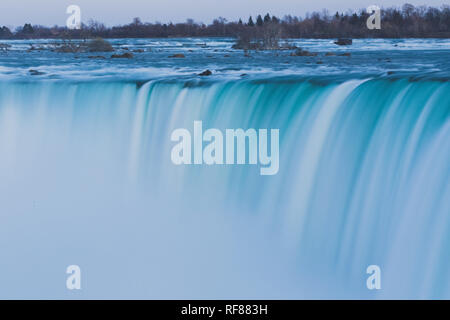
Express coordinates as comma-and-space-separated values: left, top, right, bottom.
0, 0, 448, 28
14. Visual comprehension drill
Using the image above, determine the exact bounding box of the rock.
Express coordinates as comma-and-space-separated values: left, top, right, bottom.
387, 71, 395, 75
111, 52, 134, 59
198, 69, 212, 76
88, 38, 114, 52
28, 45, 43, 52
334, 38, 353, 46
169, 53, 185, 58
132, 49, 145, 53
88, 55, 106, 59
316, 61, 324, 64
325, 52, 336, 56
240, 73, 248, 77
338, 52, 351, 57
0, 43, 11, 52
290, 48, 318, 56
29, 69, 45, 76
280, 44, 298, 50
55, 43, 81, 53
224, 54, 230, 57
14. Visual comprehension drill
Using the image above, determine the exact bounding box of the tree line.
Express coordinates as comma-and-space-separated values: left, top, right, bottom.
1, 4, 449, 40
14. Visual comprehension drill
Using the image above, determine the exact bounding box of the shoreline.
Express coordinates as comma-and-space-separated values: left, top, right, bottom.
2, 35, 450, 40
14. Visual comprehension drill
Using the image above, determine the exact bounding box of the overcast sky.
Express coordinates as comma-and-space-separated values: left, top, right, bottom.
0, 0, 447, 28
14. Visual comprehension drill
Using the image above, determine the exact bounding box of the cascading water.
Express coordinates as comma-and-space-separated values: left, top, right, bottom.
0, 77, 449, 299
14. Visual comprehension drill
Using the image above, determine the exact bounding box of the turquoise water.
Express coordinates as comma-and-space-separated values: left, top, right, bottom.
0, 38, 449, 298
1, 38, 449, 80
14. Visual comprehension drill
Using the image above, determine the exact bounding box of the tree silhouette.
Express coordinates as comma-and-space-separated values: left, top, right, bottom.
4, 4, 450, 40
0, 26, 12, 39
22, 23, 34, 33
256, 15, 263, 26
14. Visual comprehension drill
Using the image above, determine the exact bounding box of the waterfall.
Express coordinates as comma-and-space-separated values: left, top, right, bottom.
0, 78, 449, 298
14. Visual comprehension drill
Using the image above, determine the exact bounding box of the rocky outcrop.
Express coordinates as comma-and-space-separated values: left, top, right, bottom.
111, 52, 133, 59
88, 38, 114, 52
29, 69, 45, 76
198, 70, 212, 76
290, 48, 318, 57
0, 43, 10, 52
334, 38, 353, 46
169, 53, 185, 58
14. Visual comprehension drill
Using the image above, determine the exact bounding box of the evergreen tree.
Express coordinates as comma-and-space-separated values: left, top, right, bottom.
247, 16, 254, 26
349, 13, 359, 25
238, 18, 243, 25
0, 26, 12, 39
256, 15, 263, 26
22, 23, 34, 34
264, 13, 271, 24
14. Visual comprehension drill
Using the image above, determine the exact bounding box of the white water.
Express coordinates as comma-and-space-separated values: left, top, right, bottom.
0, 78, 449, 298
